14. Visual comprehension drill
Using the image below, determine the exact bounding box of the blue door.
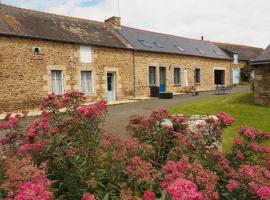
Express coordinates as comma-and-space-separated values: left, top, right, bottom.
159, 67, 166, 93
233, 68, 240, 84
107, 73, 114, 102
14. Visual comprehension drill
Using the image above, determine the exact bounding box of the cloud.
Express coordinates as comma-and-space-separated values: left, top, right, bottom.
3, 0, 270, 48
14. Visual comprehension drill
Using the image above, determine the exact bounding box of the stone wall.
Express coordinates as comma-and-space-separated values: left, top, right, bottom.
0, 36, 134, 113
133, 51, 232, 97
254, 65, 270, 106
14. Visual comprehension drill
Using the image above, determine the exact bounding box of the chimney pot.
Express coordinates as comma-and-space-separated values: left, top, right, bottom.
105, 16, 121, 28
201, 36, 204, 40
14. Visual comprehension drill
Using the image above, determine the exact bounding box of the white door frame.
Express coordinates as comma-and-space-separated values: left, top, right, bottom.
106, 71, 117, 101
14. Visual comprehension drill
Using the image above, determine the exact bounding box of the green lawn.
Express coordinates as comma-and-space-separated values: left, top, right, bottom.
171, 93, 270, 152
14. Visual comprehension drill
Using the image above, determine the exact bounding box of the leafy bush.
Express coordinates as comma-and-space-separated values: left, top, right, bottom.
0, 92, 269, 200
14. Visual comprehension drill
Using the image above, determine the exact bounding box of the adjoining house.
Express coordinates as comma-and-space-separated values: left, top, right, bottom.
215, 42, 264, 84
0, 3, 260, 113
116, 25, 232, 97
250, 45, 270, 106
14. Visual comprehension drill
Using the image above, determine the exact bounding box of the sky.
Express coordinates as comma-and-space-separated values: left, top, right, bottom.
2, 0, 270, 48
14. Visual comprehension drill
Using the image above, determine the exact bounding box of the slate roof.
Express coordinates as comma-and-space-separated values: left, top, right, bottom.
0, 4, 128, 48
250, 45, 270, 66
118, 26, 230, 60
214, 42, 264, 61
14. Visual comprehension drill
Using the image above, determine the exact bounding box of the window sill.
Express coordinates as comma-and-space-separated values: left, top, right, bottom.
173, 84, 181, 86
195, 83, 201, 85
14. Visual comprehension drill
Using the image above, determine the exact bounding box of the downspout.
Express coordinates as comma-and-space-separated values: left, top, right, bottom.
133, 50, 136, 98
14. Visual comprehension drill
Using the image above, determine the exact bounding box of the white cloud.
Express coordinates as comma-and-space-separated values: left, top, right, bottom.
3, 0, 270, 48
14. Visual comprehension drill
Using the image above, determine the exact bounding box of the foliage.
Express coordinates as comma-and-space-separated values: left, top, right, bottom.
0, 92, 269, 200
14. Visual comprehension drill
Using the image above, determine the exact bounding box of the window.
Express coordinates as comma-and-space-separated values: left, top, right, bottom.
33, 47, 41, 55
174, 68, 181, 85
51, 70, 63, 95
194, 68, 201, 84
153, 42, 164, 48
233, 53, 239, 64
214, 50, 223, 56
175, 45, 185, 52
80, 46, 92, 63
81, 71, 92, 94
196, 48, 205, 54
138, 40, 152, 48
149, 66, 156, 84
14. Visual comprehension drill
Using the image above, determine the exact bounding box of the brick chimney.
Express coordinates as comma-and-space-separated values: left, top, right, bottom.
105, 16, 121, 28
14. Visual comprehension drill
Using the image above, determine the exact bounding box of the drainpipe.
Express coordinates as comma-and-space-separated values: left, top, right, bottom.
133, 50, 136, 98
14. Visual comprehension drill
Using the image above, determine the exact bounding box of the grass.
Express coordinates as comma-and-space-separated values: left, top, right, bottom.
170, 93, 270, 152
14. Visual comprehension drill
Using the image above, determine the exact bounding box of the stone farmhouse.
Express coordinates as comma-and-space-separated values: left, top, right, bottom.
215, 42, 263, 84
0, 4, 261, 112
250, 45, 270, 106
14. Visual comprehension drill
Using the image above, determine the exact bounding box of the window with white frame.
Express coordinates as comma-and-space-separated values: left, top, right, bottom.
174, 68, 181, 85
149, 66, 156, 84
51, 70, 63, 95
80, 46, 92, 63
195, 68, 201, 84
233, 53, 239, 64
81, 71, 92, 94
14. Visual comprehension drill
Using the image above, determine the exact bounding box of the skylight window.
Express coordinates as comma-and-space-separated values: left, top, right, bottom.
153, 42, 164, 48
175, 45, 185, 52
214, 50, 223, 56
196, 48, 205, 54
138, 40, 152, 48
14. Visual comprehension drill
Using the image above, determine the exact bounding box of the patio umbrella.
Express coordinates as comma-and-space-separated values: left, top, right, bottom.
183, 69, 189, 87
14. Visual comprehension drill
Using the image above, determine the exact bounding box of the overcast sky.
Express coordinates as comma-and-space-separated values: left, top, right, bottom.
3, 0, 270, 48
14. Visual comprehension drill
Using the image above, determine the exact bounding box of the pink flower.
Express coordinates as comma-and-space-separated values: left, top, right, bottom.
82, 193, 95, 200
143, 191, 156, 200
250, 142, 260, 152
17, 142, 46, 155
240, 126, 257, 138
15, 182, 52, 200
236, 151, 244, 160
131, 156, 141, 166
261, 146, 270, 154
165, 178, 206, 200
239, 165, 257, 176
226, 180, 240, 192
218, 112, 234, 126
257, 187, 270, 200
234, 138, 243, 146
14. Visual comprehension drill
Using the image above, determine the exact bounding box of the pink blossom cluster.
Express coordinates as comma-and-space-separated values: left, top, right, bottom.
217, 112, 235, 127
226, 180, 240, 192
17, 141, 46, 155
82, 193, 95, 200
76, 100, 107, 120
257, 187, 270, 200
142, 190, 156, 200
0, 113, 23, 130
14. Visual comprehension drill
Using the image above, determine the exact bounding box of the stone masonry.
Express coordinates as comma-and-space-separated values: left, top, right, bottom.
254, 65, 270, 106
0, 36, 134, 113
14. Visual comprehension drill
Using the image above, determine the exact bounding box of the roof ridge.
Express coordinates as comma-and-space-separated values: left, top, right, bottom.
214, 42, 263, 50
0, 3, 107, 26
121, 25, 211, 43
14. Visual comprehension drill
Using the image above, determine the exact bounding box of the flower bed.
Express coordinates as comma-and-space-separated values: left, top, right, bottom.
0, 92, 269, 200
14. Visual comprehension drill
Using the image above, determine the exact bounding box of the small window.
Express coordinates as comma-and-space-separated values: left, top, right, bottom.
149, 66, 156, 84
81, 71, 92, 94
138, 40, 152, 48
153, 42, 164, 48
80, 46, 92, 63
214, 50, 223, 56
195, 68, 201, 84
196, 48, 205, 54
174, 68, 181, 85
51, 70, 63, 95
175, 45, 185, 52
233, 53, 239, 64
33, 47, 41, 55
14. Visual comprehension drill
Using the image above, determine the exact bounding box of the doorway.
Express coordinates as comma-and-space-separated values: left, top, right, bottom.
159, 67, 166, 92
214, 70, 225, 85
107, 72, 116, 102
232, 68, 240, 84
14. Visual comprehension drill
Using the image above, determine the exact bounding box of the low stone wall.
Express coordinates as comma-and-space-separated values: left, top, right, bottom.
254, 65, 270, 106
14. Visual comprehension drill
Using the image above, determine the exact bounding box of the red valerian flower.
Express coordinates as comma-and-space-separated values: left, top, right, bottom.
250, 141, 260, 152
17, 142, 46, 155
257, 187, 270, 200
236, 151, 244, 160
165, 178, 206, 200
142, 190, 156, 200
234, 138, 243, 146
261, 147, 270, 154
82, 193, 95, 200
217, 112, 234, 126
226, 180, 240, 192
239, 126, 257, 138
